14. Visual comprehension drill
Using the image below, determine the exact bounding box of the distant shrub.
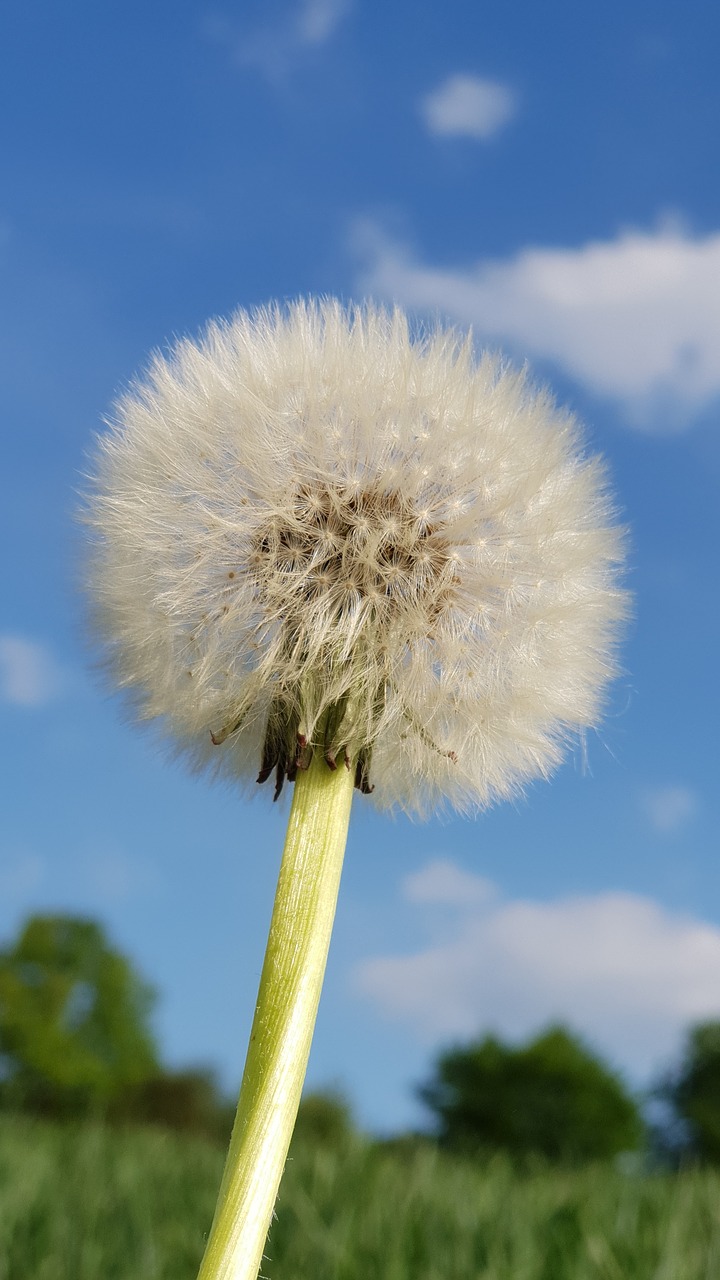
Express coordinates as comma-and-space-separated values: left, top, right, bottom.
291, 1089, 354, 1150
113, 1068, 235, 1143
419, 1025, 643, 1162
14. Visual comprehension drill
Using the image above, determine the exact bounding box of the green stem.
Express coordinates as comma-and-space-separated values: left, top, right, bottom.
196, 748, 355, 1280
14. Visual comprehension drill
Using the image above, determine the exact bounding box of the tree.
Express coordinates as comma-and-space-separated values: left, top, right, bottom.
659, 1021, 720, 1163
0, 914, 159, 1116
419, 1025, 642, 1162
290, 1089, 354, 1151
114, 1067, 236, 1142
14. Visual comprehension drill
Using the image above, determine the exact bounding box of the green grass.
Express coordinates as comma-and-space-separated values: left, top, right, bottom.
1, 1116, 720, 1279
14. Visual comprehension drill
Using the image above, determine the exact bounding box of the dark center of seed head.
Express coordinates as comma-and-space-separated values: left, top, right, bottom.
214, 483, 457, 799
254, 481, 450, 614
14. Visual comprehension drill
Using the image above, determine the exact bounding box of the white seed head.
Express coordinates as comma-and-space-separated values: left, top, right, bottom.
83, 298, 627, 816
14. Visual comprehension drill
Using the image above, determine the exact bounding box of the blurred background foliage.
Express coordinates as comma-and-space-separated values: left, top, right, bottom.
2, 913, 720, 1168
0, 914, 231, 1140
419, 1026, 643, 1162
0, 915, 158, 1118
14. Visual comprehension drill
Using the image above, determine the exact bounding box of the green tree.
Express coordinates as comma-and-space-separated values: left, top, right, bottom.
0, 914, 159, 1116
290, 1089, 354, 1151
115, 1068, 236, 1143
419, 1025, 642, 1162
661, 1021, 720, 1163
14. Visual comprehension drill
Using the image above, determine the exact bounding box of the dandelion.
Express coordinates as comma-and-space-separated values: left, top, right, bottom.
84, 298, 627, 1279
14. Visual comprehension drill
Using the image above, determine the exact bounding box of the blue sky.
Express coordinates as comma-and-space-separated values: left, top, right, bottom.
2, 0, 720, 1132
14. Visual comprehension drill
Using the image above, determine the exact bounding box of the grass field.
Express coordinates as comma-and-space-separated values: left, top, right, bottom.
1, 1115, 720, 1279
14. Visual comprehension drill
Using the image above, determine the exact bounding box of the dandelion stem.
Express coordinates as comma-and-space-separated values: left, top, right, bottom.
196, 742, 355, 1280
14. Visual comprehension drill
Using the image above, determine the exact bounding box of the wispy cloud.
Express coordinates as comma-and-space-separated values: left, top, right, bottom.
297, 0, 352, 44
641, 785, 700, 835
0, 635, 65, 707
404, 858, 496, 908
0, 845, 160, 921
79, 849, 162, 904
205, 0, 352, 81
420, 74, 518, 140
354, 861, 720, 1077
354, 218, 720, 430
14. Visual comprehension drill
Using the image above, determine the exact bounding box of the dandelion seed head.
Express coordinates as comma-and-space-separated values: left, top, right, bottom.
84, 298, 627, 816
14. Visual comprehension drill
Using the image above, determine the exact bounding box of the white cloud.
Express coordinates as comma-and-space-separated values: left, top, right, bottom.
421, 74, 517, 140
205, 0, 351, 80
354, 219, 720, 429
297, 0, 352, 44
642, 785, 699, 834
0, 635, 65, 707
404, 858, 496, 908
354, 862, 720, 1077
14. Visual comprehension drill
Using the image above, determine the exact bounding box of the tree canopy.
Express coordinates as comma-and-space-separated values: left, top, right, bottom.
419, 1025, 642, 1162
659, 1020, 720, 1163
0, 915, 159, 1115
291, 1090, 354, 1151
